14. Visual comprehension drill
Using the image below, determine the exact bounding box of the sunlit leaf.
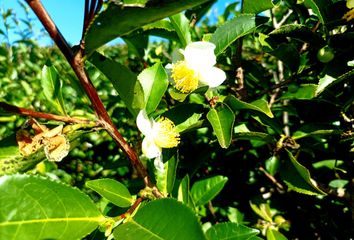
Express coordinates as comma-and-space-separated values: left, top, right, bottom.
207, 105, 235, 148
41, 64, 66, 115
86, 178, 134, 208
0, 174, 104, 240
206, 222, 260, 240
266, 228, 288, 240
169, 13, 192, 47
90, 52, 144, 116
113, 198, 206, 240
84, 0, 210, 55
225, 95, 274, 118
243, 0, 274, 14
138, 63, 169, 114
280, 150, 326, 196
191, 175, 228, 206
281, 84, 317, 100
210, 14, 268, 55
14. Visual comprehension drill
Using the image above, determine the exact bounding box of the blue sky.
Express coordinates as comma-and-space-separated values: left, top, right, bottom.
1, 0, 232, 46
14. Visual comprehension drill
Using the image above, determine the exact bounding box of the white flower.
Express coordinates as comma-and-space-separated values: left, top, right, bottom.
169, 41, 226, 93
136, 110, 180, 160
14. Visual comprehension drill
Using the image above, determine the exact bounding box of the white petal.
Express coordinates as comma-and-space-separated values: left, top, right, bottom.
154, 155, 165, 173
183, 41, 216, 69
199, 67, 226, 88
142, 137, 162, 159
347, 0, 354, 8
136, 110, 153, 136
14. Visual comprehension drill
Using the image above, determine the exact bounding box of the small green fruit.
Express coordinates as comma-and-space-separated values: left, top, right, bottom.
317, 46, 334, 63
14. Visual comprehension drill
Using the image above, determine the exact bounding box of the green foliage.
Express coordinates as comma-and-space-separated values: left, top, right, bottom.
113, 198, 207, 240
1, 0, 354, 239
86, 178, 134, 208
0, 174, 104, 240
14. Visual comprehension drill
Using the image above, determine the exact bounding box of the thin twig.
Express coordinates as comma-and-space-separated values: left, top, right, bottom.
25, 0, 158, 195
259, 166, 284, 191
0, 102, 95, 125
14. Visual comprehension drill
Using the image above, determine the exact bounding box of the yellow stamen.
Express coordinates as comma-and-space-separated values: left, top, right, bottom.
343, 8, 354, 21
153, 117, 180, 148
171, 61, 199, 93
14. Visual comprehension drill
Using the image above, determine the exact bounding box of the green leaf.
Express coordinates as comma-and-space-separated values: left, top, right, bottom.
266, 228, 288, 240
113, 198, 207, 240
269, 24, 324, 46
86, 178, 134, 208
84, 0, 210, 55
41, 64, 66, 115
225, 95, 274, 118
191, 175, 228, 206
280, 150, 326, 196
304, 0, 331, 24
90, 52, 144, 116
250, 202, 273, 222
169, 13, 192, 47
0, 174, 104, 240
316, 75, 336, 96
281, 84, 317, 100
167, 154, 179, 194
210, 14, 268, 56
178, 175, 195, 209
138, 63, 169, 114
207, 105, 235, 149
243, 0, 274, 14
312, 159, 344, 170
206, 222, 260, 240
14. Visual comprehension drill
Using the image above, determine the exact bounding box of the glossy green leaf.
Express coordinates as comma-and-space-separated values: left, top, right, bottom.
225, 95, 274, 118
304, 0, 331, 24
316, 75, 336, 95
234, 132, 275, 143
113, 198, 206, 240
0, 174, 104, 240
167, 154, 178, 194
141, 19, 179, 41
207, 105, 235, 148
281, 84, 317, 100
90, 52, 144, 116
84, 0, 210, 55
243, 0, 274, 14
312, 159, 343, 170
329, 179, 348, 188
86, 178, 134, 208
191, 175, 228, 206
178, 175, 195, 209
138, 63, 169, 114
206, 222, 260, 240
210, 14, 268, 56
266, 155, 280, 176
266, 228, 288, 240
169, 13, 192, 47
41, 64, 66, 115
280, 150, 326, 196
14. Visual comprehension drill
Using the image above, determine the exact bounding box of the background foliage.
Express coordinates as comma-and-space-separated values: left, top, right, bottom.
1, 0, 354, 239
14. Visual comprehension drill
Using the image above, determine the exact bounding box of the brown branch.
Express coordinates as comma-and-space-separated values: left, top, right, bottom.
0, 102, 94, 125
119, 197, 143, 219
25, 0, 156, 194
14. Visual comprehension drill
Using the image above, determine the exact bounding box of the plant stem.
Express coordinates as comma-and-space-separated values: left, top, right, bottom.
0, 102, 94, 125
25, 0, 157, 193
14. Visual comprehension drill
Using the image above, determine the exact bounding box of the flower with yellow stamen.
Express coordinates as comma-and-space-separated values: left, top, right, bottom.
136, 110, 180, 160
343, 0, 354, 21
168, 41, 226, 93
